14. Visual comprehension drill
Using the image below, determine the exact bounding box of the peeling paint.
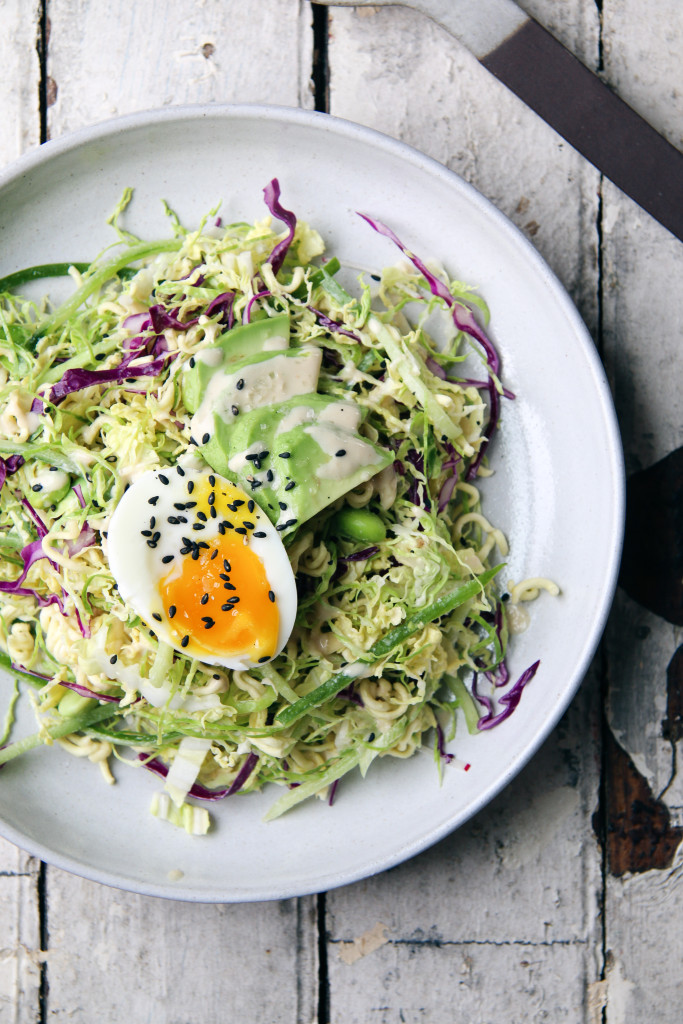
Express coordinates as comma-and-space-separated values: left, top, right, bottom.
337, 922, 390, 965
587, 954, 634, 1024
600, 727, 683, 875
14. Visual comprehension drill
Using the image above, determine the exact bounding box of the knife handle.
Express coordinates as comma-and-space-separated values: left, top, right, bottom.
480, 20, 683, 242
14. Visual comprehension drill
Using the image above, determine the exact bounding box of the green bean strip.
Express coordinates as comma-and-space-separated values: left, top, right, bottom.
0, 262, 91, 293
277, 565, 502, 726
0, 703, 118, 766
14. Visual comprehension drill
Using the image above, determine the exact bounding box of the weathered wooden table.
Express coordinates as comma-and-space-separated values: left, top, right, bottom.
1, 2, 681, 1021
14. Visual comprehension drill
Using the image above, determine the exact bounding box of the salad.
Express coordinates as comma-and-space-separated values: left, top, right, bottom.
0, 180, 555, 834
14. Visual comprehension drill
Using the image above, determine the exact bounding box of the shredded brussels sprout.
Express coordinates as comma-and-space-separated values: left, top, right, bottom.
0, 180, 539, 829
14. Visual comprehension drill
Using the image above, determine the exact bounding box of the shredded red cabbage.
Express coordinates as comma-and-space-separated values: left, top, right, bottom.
0, 455, 24, 492
263, 179, 296, 276
73, 484, 85, 509
339, 545, 380, 563
206, 291, 236, 328
137, 750, 259, 801
308, 306, 362, 342
243, 291, 271, 325
148, 304, 198, 334
49, 353, 170, 404
436, 721, 455, 763
61, 680, 120, 703
358, 213, 500, 376
473, 660, 540, 730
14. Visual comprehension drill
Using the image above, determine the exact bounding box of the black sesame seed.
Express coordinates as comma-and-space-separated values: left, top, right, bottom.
242, 520, 255, 530
96, 352, 106, 361
187, 480, 195, 493
169, 606, 176, 618
335, 449, 347, 457
149, 517, 156, 528
210, 506, 217, 518
105, 455, 117, 463
222, 520, 234, 530
210, 550, 218, 560
147, 540, 157, 549
161, 554, 174, 564
235, 527, 247, 535
284, 481, 295, 491
223, 559, 231, 571
245, 453, 260, 462
284, 518, 298, 528
209, 475, 215, 487
253, 531, 266, 538
192, 523, 205, 531
203, 618, 215, 629
258, 656, 269, 664
152, 532, 161, 542
268, 591, 275, 603
148, 496, 159, 505
198, 541, 210, 549
167, 516, 179, 525
247, 500, 255, 513
177, 516, 188, 523
125, 377, 137, 384
266, 470, 274, 482
197, 511, 207, 522
176, 466, 185, 477
189, 357, 195, 368
191, 548, 200, 560
276, 524, 287, 532
109, 654, 118, 665
202, 433, 210, 444
152, 613, 162, 622
231, 405, 239, 416
236, 378, 245, 390
218, 523, 226, 535
189, 436, 199, 446
251, 480, 262, 490
233, 500, 244, 507
208, 493, 215, 506
141, 529, 152, 537
32, 484, 43, 492
278, 501, 287, 511
159, 474, 169, 485
181, 635, 189, 648
201, 594, 209, 605
219, 572, 230, 581
279, 452, 291, 459
173, 502, 186, 510
184, 501, 197, 509
223, 582, 236, 591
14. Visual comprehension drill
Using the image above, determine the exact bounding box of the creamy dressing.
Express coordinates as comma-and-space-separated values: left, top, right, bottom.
319, 402, 361, 432
304, 424, 383, 481
190, 347, 322, 441
196, 347, 223, 367
31, 467, 69, 495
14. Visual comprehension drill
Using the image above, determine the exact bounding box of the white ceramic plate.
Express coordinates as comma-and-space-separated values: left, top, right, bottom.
0, 105, 623, 901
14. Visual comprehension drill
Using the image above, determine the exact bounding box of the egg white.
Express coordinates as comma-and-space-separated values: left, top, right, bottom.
106, 465, 298, 670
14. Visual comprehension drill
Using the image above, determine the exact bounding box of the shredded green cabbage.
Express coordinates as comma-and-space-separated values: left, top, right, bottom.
0, 185, 520, 827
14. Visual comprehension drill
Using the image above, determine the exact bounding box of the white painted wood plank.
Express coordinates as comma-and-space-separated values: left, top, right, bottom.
327, 1, 601, 335
44, 877, 317, 1024
0, 0, 41, 168
327, 939, 594, 1024
0, 866, 41, 1024
46, 0, 313, 138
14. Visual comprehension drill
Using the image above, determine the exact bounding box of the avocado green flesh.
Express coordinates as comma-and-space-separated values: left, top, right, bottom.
183, 313, 290, 415
200, 394, 393, 536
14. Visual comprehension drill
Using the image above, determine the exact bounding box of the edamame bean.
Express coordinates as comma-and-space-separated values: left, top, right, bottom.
332, 507, 386, 543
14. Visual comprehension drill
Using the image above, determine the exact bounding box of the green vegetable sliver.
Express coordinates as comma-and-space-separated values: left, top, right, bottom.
0, 703, 118, 767
31, 238, 182, 341
0, 263, 91, 292
277, 564, 502, 726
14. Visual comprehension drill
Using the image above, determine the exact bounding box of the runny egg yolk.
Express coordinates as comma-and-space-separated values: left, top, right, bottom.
161, 535, 279, 662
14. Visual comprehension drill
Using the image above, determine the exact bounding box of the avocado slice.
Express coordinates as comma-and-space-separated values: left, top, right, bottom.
200, 394, 394, 536
188, 346, 323, 444
183, 312, 290, 414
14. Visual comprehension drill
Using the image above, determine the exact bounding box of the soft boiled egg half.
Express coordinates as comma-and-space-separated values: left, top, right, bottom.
107, 465, 297, 670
